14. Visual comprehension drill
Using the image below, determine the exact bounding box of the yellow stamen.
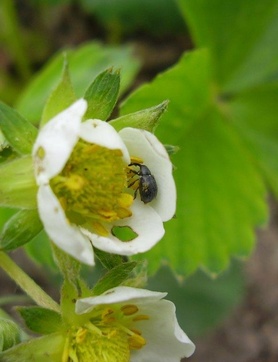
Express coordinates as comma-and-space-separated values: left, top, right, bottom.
128, 334, 146, 350
121, 304, 139, 316
91, 221, 109, 236
130, 156, 144, 164
133, 314, 150, 322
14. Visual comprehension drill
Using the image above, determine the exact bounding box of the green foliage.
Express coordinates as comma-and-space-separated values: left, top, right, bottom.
0, 209, 42, 251
179, 0, 278, 92
84, 68, 120, 120
0, 102, 38, 155
0, 333, 64, 362
92, 261, 137, 295
24, 231, 58, 271
0, 318, 21, 352
110, 101, 169, 132
0, 156, 37, 209
15, 42, 140, 124
40, 58, 76, 127
80, 0, 186, 37
121, 0, 277, 276
148, 261, 245, 337
17, 307, 62, 335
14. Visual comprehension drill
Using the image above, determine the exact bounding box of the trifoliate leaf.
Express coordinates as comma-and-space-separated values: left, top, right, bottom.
84, 68, 120, 120
40, 56, 76, 127
0, 156, 37, 209
178, 0, 278, 92
17, 307, 62, 335
110, 100, 169, 132
0, 209, 42, 251
0, 102, 38, 155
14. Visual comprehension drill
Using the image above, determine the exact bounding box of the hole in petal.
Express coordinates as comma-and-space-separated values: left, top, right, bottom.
111, 226, 138, 242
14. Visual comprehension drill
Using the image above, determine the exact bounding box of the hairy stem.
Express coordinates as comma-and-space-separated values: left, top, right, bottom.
0, 251, 60, 313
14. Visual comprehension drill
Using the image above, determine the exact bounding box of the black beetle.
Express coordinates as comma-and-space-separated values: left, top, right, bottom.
128, 163, 158, 204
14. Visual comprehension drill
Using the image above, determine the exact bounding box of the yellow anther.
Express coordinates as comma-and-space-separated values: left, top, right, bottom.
91, 221, 109, 236
98, 209, 118, 220
117, 207, 132, 219
121, 304, 139, 316
130, 328, 142, 336
75, 328, 88, 344
132, 314, 150, 322
130, 156, 144, 164
128, 334, 146, 350
118, 193, 134, 208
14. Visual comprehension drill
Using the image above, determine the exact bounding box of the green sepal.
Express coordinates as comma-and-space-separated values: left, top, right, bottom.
0, 332, 64, 362
93, 248, 125, 270
40, 56, 76, 127
0, 102, 38, 155
0, 156, 37, 209
110, 100, 169, 132
92, 261, 137, 296
17, 307, 62, 335
0, 209, 42, 251
84, 68, 120, 120
164, 144, 180, 156
52, 244, 91, 323
0, 318, 21, 352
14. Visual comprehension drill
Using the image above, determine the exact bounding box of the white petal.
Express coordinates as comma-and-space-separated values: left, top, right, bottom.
33, 99, 87, 184
75, 286, 167, 314
119, 128, 176, 221
76, 287, 195, 361
81, 200, 164, 255
37, 184, 95, 265
131, 300, 195, 361
80, 119, 130, 163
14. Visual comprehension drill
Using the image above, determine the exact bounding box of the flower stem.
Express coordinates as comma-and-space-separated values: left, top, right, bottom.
0, 251, 60, 313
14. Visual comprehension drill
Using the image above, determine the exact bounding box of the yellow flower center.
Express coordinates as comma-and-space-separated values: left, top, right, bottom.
63, 303, 149, 362
50, 140, 134, 236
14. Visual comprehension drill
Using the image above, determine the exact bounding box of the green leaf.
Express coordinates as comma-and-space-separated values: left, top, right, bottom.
24, 230, 57, 271
17, 307, 62, 335
0, 209, 42, 251
40, 56, 76, 127
120, 49, 211, 143
92, 261, 137, 296
120, 49, 268, 276
84, 68, 120, 120
0, 318, 21, 352
148, 261, 245, 338
229, 83, 278, 198
0, 156, 37, 209
178, 0, 278, 92
94, 248, 125, 270
110, 100, 169, 132
0, 333, 64, 362
0, 102, 38, 155
16, 42, 140, 124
